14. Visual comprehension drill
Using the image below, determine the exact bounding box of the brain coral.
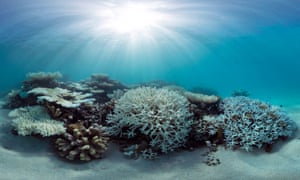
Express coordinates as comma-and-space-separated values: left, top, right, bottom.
106, 87, 193, 154
220, 96, 297, 151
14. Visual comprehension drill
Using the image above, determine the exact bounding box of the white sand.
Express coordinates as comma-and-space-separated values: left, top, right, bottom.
0, 106, 300, 180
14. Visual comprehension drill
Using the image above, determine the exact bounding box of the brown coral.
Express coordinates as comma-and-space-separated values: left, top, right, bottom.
55, 123, 109, 161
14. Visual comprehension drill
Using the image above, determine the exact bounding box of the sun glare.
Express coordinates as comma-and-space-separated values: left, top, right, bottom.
108, 3, 163, 34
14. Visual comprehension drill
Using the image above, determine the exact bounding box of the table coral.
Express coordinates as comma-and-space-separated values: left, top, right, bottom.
9, 106, 66, 137
28, 87, 95, 108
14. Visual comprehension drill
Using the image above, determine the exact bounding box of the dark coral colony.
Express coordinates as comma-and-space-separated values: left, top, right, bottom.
2, 72, 297, 165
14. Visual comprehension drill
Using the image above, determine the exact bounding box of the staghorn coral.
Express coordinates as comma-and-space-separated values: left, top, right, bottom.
9, 106, 65, 137
28, 87, 95, 108
55, 123, 109, 161
106, 87, 193, 154
220, 96, 297, 151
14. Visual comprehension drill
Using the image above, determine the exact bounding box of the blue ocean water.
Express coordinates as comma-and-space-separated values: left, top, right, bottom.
1, 0, 300, 105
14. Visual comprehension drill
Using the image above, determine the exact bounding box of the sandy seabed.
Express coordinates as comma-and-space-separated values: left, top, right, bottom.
0, 105, 300, 180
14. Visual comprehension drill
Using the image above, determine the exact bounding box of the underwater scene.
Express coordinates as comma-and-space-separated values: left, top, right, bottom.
0, 0, 300, 179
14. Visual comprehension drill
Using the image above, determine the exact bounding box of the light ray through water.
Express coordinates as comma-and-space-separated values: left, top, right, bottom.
0, 0, 299, 91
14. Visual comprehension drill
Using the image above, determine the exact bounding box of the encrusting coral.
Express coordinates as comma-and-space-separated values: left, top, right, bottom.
220, 96, 297, 151
106, 87, 193, 155
9, 106, 66, 137
55, 123, 109, 161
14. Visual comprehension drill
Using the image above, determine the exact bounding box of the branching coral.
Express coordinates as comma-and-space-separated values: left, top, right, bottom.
55, 123, 109, 161
220, 96, 297, 151
106, 87, 193, 154
9, 106, 66, 137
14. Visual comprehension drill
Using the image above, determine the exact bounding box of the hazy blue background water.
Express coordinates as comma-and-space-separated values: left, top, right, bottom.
1, 0, 300, 105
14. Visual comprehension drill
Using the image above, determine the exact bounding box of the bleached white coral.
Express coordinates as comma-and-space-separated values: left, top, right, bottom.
220, 96, 297, 151
184, 91, 220, 104
9, 106, 66, 137
106, 87, 193, 153
26, 72, 62, 81
22, 72, 63, 90
28, 87, 95, 108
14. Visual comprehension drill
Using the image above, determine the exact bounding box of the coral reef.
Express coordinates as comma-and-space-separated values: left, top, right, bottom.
28, 87, 95, 108
22, 72, 62, 91
55, 123, 109, 161
184, 91, 220, 104
190, 86, 219, 96
106, 87, 193, 154
192, 115, 223, 141
220, 96, 297, 151
3, 71, 299, 164
63, 74, 127, 104
86, 73, 126, 93
2, 89, 32, 109
67, 101, 115, 127
9, 106, 66, 137
77, 73, 127, 103
231, 89, 250, 97
107, 89, 126, 100
135, 80, 176, 88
